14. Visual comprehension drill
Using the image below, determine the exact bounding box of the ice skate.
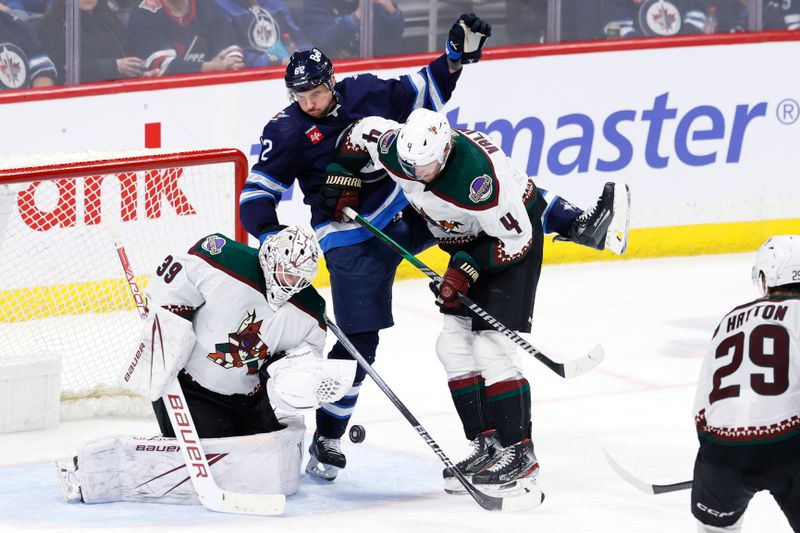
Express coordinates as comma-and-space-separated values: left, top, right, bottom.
472, 439, 544, 510
555, 182, 630, 255
443, 429, 502, 495
306, 430, 346, 481
55, 457, 82, 502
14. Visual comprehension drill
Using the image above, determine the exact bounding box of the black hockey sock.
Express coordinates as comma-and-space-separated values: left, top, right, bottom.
486, 378, 532, 447
448, 375, 492, 440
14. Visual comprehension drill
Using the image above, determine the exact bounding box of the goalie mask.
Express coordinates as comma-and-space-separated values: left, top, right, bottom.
396, 108, 453, 180
259, 226, 320, 309
751, 235, 800, 295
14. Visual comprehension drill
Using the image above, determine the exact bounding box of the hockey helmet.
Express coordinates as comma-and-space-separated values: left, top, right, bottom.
751, 235, 800, 295
396, 108, 452, 180
259, 226, 321, 309
285, 48, 334, 94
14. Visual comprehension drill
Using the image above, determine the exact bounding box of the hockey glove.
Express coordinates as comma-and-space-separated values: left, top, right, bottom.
445, 13, 492, 65
318, 163, 362, 222
432, 251, 480, 310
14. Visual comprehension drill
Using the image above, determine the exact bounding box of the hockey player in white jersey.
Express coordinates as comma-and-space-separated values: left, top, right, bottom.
327, 108, 630, 504
692, 235, 800, 532
56, 226, 355, 505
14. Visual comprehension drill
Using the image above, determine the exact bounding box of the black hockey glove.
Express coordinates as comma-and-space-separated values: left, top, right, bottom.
445, 13, 492, 65
317, 163, 362, 222
430, 251, 480, 310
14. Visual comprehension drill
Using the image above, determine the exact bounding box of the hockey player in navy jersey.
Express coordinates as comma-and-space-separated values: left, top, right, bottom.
238, 12, 624, 483
239, 13, 492, 481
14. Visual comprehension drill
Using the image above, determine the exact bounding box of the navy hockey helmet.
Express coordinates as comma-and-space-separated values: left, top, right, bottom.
285, 48, 334, 94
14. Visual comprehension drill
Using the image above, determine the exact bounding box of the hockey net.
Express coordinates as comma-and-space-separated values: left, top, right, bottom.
0, 149, 248, 419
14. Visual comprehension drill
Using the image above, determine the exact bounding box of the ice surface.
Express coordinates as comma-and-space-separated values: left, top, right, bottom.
0, 253, 792, 533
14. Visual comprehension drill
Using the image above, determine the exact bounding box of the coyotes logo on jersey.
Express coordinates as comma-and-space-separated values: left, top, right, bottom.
207, 310, 269, 374
419, 207, 463, 234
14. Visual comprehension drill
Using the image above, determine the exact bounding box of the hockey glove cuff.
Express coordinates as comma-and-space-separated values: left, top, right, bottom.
445, 13, 492, 64
318, 163, 362, 222
435, 251, 480, 310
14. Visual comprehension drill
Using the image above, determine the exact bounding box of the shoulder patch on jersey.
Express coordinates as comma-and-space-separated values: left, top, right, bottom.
189, 234, 262, 291
379, 130, 398, 154
468, 175, 493, 203
138, 0, 162, 13
201, 235, 226, 255
288, 285, 326, 330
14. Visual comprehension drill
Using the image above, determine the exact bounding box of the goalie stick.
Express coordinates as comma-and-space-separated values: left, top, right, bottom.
326, 316, 544, 512
110, 225, 286, 515
342, 207, 604, 379
603, 448, 693, 495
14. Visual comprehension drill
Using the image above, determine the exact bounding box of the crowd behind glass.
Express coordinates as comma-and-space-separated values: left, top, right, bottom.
0, 0, 797, 90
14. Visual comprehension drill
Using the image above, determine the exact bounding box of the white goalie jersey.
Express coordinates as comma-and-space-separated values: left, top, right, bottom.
693, 296, 800, 446
345, 116, 537, 268
144, 234, 327, 396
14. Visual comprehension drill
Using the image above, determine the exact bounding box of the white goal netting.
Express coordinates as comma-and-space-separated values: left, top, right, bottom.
0, 149, 248, 418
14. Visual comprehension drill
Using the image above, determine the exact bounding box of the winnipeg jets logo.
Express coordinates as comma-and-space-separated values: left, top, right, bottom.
639, 0, 681, 36
248, 6, 280, 50
0, 44, 28, 90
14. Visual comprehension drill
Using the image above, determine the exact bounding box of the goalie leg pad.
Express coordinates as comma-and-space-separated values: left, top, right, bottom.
74, 415, 304, 504
122, 307, 196, 401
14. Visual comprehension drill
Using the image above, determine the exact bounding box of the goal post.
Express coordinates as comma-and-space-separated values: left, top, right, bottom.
0, 148, 249, 419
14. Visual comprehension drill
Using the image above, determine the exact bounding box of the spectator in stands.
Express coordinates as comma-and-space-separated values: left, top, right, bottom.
0, 6, 56, 89
506, 0, 547, 45
1, 0, 48, 19
216, 0, 311, 67
37, 0, 154, 84
764, 0, 800, 30
127, 0, 244, 76
301, 0, 404, 59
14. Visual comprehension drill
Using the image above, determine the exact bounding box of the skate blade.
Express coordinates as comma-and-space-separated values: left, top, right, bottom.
605, 183, 631, 255
443, 475, 472, 495
305, 456, 340, 481
476, 477, 545, 512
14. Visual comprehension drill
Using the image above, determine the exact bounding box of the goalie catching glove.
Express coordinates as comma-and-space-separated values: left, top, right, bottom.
318, 163, 362, 222
431, 251, 480, 310
445, 13, 492, 65
263, 344, 356, 411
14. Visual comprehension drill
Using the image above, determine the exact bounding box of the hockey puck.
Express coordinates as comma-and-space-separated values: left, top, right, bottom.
348, 424, 366, 443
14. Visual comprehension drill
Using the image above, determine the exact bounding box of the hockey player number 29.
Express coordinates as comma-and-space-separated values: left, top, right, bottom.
709, 324, 790, 404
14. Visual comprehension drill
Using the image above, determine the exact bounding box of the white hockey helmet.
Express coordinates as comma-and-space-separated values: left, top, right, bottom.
396, 108, 452, 179
751, 235, 800, 295
259, 226, 321, 309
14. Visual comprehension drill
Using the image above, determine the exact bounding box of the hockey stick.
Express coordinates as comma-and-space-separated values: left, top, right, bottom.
342, 207, 604, 379
110, 226, 285, 515
325, 315, 544, 512
603, 448, 692, 495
